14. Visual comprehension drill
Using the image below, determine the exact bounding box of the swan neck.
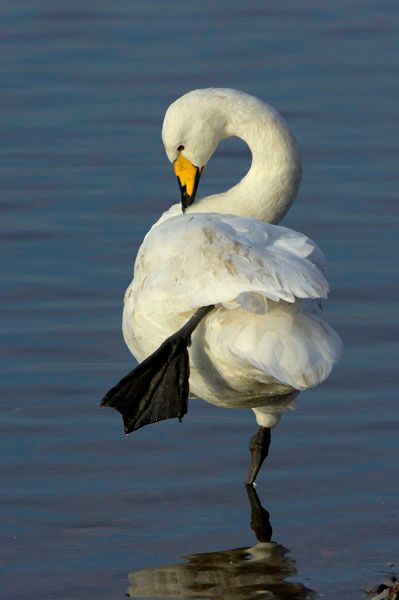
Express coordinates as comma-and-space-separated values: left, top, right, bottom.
189, 94, 302, 224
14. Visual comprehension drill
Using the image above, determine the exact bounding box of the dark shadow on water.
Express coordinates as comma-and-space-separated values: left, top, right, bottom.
126, 486, 315, 600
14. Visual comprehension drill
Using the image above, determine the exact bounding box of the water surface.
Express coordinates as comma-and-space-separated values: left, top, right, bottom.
1, 1, 399, 598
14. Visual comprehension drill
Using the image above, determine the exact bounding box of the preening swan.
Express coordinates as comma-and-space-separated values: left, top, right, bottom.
102, 88, 342, 484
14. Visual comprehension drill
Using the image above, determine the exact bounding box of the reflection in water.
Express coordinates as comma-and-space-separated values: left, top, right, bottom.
126, 486, 314, 599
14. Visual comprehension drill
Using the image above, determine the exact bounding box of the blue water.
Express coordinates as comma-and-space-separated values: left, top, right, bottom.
1, 1, 399, 598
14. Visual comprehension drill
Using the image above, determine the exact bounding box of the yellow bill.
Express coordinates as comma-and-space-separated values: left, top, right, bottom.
174, 153, 203, 210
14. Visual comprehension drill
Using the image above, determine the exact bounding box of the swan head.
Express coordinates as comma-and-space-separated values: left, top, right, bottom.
162, 89, 227, 167
162, 89, 228, 209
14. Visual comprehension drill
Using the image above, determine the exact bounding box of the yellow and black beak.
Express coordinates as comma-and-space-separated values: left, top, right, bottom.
174, 153, 203, 211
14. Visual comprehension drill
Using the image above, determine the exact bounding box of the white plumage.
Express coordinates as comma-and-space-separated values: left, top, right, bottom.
122, 88, 342, 430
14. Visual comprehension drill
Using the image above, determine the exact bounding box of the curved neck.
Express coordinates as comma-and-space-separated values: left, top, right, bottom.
187, 93, 302, 224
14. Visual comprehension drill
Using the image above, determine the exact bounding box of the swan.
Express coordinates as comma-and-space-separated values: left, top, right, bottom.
102, 88, 342, 484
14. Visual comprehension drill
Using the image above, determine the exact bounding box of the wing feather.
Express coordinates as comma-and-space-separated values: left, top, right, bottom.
134, 212, 329, 314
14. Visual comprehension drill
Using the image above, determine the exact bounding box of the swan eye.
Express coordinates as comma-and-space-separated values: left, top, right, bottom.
177, 144, 185, 151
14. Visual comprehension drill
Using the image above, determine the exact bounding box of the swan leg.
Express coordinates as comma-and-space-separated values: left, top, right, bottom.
101, 305, 214, 434
246, 426, 271, 485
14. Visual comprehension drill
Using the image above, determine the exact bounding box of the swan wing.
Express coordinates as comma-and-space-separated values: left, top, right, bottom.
133, 212, 329, 314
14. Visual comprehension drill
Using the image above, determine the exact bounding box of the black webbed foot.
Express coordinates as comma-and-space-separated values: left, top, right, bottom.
101, 333, 190, 433
101, 305, 214, 434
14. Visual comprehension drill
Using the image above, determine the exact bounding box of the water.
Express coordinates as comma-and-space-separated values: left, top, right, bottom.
1, 1, 398, 598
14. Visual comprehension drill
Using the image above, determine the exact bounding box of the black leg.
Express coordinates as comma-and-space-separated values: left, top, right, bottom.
246, 426, 271, 485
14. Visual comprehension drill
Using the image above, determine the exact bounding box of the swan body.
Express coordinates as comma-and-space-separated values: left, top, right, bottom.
122, 88, 342, 430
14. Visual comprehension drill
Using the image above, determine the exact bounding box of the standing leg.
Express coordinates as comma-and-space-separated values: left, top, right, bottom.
246, 426, 271, 485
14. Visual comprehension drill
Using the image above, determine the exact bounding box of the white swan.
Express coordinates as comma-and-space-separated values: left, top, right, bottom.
102, 88, 342, 484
